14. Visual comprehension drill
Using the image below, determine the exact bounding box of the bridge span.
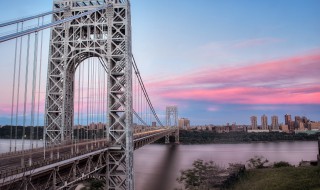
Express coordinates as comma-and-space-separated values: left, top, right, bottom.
0, 0, 180, 189
0, 128, 178, 190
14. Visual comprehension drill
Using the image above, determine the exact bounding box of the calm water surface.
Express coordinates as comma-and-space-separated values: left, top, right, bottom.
134, 141, 318, 190
0, 140, 318, 190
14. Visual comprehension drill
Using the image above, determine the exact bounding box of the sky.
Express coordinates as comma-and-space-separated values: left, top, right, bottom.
0, 0, 320, 125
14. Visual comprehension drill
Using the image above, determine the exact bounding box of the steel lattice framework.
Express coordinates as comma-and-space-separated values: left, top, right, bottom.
165, 106, 179, 144
44, 0, 133, 189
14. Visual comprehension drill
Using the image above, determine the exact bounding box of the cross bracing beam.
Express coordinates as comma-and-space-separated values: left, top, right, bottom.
53, 0, 128, 8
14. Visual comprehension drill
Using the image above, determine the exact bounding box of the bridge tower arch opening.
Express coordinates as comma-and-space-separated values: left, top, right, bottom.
44, 0, 134, 189
165, 106, 179, 144
71, 55, 109, 145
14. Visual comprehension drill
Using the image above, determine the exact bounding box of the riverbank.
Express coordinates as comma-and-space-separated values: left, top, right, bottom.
230, 166, 320, 190
175, 130, 320, 144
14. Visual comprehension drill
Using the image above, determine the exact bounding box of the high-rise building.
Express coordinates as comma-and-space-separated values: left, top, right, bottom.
302, 116, 308, 124
289, 121, 295, 132
250, 116, 257, 130
294, 116, 302, 129
261, 114, 268, 130
178, 118, 190, 129
285, 114, 291, 125
271, 115, 279, 130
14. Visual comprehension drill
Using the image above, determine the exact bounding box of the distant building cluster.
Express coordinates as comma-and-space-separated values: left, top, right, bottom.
248, 114, 320, 133
179, 114, 319, 134
178, 118, 190, 130
249, 115, 279, 132
73, 115, 320, 135
187, 123, 247, 133
74, 122, 105, 130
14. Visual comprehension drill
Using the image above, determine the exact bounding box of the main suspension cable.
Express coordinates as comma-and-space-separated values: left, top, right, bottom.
132, 55, 164, 127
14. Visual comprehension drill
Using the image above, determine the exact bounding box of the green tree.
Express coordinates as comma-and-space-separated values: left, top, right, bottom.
177, 159, 224, 189
273, 161, 292, 168
247, 155, 269, 169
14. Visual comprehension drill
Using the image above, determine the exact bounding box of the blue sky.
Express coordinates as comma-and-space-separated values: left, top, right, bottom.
0, 0, 320, 125
131, 0, 320, 125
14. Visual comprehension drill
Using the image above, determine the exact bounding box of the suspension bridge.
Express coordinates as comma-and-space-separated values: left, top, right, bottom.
0, 0, 179, 189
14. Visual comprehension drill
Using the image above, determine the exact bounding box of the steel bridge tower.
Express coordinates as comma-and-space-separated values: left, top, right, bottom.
45, 0, 133, 189
165, 106, 179, 144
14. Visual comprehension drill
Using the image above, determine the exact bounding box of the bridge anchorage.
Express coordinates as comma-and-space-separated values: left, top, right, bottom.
0, 0, 179, 189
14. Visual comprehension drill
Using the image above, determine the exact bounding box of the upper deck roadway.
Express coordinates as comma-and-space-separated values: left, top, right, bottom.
0, 128, 177, 189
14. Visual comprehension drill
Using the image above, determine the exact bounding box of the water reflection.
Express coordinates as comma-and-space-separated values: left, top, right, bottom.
134, 141, 318, 190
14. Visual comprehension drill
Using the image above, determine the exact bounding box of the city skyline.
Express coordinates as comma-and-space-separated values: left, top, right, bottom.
0, 0, 319, 125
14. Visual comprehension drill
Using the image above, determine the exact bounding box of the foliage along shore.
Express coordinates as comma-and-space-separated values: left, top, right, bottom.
1, 126, 319, 144
156, 130, 320, 144
176, 157, 320, 190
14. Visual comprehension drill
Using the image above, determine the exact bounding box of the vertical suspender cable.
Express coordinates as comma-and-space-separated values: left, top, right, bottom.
81, 62, 84, 140
145, 95, 147, 126
90, 58, 93, 140
14, 22, 24, 152
87, 59, 90, 140
22, 34, 31, 152
9, 23, 19, 152
36, 17, 44, 148
98, 63, 101, 138
30, 29, 39, 150
77, 63, 81, 144
102, 67, 104, 138
92, 58, 95, 140
91, 58, 94, 140
138, 77, 141, 125
133, 73, 135, 124
137, 76, 140, 125
103, 67, 106, 139
139, 78, 141, 125
146, 96, 147, 126
93, 58, 96, 140
136, 75, 138, 125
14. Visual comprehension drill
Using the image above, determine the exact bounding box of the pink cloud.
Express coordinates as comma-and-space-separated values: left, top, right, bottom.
147, 51, 320, 89
161, 86, 320, 105
146, 51, 320, 105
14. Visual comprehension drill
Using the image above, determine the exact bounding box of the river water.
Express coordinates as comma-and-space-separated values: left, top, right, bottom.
0, 140, 318, 190
133, 141, 318, 190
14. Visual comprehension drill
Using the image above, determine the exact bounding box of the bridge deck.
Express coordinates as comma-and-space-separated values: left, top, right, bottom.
0, 128, 177, 189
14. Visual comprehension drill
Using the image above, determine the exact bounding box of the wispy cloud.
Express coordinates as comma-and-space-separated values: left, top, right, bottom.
207, 106, 220, 112
146, 50, 320, 105
232, 38, 283, 48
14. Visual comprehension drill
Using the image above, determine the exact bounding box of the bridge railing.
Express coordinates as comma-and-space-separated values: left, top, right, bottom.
0, 141, 109, 180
